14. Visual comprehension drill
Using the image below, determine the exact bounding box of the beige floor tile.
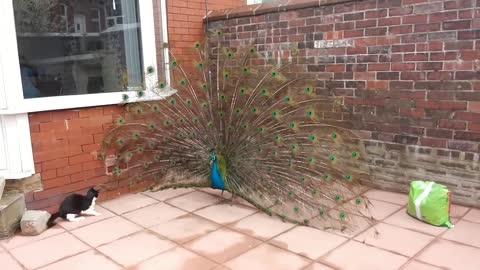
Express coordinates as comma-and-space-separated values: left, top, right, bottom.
1, 226, 65, 250
324, 240, 408, 270
184, 228, 261, 263
142, 188, 194, 201
58, 205, 116, 230
225, 243, 310, 270
383, 209, 449, 236
166, 191, 223, 212
417, 239, 480, 270
364, 190, 408, 205
355, 223, 434, 257
10, 232, 89, 269
230, 212, 295, 240
366, 199, 403, 220
131, 246, 216, 270
198, 189, 254, 208
270, 226, 347, 260
38, 250, 121, 270
311, 210, 373, 239
71, 216, 142, 247
303, 263, 337, 270
402, 260, 445, 270
450, 204, 470, 218
463, 208, 480, 223
100, 193, 157, 214
210, 265, 231, 270
0, 251, 24, 270
98, 231, 175, 267
150, 214, 219, 244
123, 202, 187, 227
442, 220, 480, 248
194, 203, 256, 225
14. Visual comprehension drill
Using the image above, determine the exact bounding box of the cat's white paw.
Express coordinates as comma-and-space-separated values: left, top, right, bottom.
77, 216, 86, 221
93, 212, 102, 216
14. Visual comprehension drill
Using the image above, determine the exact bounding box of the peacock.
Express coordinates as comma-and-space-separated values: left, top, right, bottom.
101, 31, 375, 233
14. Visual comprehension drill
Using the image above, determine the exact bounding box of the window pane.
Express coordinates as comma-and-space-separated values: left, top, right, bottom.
13, 0, 144, 99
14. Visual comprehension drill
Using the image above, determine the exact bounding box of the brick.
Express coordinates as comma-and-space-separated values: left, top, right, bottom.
57, 164, 83, 177
365, 9, 388, 19
344, 12, 364, 21
377, 72, 399, 80
426, 128, 453, 139
429, 11, 458, 22
402, 72, 426, 80
392, 63, 415, 71
454, 112, 480, 121
458, 30, 480, 40
400, 108, 425, 118
366, 81, 389, 90
460, 50, 480, 60
448, 141, 477, 152
367, 63, 389, 71
390, 81, 414, 90
456, 71, 480, 80
29, 112, 52, 124
417, 62, 442, 70
416, 100, 467, 110
404, 53, 428, 61
413, 3, 443, 14
444, 0, 475, 9
445, 41, 474, 50
428, 31, 456, 41
414, 23, 441, 33
392, 44, 415, 53
469, 102, 480, 113
41, 170, 57, 181
365, 27, 387, 36
403, 14, 428, 24
402, 34, 427, 43
389, 25, 413, 34
415, 81, 471, 90
389, 6, 414, 16
438, 120, 467, 130
427, 91, 455, 100
42, 176, 70, 189
78, 107, 103, 118
456, 92, 480, 101
378, 17, 401, 26
454, 131, 480, 142
344, 29, 364, 38
443, 20, 472, 30
42, 158, 69, 171
69, 153, 95, 165
356, 19, 377, 28
430, 52, 458, 61
420, 137, 447, 148
357, 55, 379, 63
335, 22, 355, 31
469, 123, 480, 131
427, 71, 454, 80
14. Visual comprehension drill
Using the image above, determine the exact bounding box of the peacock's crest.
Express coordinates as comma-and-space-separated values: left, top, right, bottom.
101, 32, 375, 233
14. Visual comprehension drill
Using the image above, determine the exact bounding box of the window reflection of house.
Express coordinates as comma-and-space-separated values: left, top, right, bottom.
14, 0, 143, 98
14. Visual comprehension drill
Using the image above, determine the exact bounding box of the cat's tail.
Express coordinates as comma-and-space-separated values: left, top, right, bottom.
47, 212, 60, 228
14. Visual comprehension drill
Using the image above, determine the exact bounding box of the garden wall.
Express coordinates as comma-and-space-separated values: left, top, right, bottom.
205, 0, 480, 207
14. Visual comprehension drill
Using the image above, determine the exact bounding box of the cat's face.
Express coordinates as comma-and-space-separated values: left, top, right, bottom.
87, 188, 99, 198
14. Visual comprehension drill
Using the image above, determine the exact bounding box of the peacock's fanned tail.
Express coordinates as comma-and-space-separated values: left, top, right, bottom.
101, 34, 375, 233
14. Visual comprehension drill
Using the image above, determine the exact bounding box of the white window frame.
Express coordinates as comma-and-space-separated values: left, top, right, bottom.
0, 0, 172, 179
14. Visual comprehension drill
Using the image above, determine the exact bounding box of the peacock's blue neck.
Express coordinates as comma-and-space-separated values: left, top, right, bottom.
210, 160, 225, 190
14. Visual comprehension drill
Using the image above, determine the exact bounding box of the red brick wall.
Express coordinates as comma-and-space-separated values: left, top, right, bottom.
167, 0, 246, 66
26, 106, 151, 212
205, 0, 480, 206
26, 0, 247, 212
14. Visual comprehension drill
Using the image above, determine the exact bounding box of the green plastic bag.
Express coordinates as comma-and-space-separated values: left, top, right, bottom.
407, 180, 454, 228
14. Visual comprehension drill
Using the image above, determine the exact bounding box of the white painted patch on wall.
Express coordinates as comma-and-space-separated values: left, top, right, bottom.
314, 39, 353, 49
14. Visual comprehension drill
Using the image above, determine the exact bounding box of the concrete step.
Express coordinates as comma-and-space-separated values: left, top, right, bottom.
0, 192, 26, 239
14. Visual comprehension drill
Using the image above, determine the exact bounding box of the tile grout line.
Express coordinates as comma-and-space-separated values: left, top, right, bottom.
397, 203, 474, 270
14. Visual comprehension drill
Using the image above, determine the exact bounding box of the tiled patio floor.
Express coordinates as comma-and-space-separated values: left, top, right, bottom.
1, 188, 479, 270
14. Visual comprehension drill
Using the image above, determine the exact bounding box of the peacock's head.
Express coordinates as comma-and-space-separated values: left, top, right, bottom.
209, 153, 216, 165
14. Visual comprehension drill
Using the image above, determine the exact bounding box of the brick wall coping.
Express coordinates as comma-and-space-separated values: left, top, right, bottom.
204, 0, 354, 22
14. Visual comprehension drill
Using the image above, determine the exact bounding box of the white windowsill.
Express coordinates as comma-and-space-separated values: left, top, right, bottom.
0, 87, 176, 115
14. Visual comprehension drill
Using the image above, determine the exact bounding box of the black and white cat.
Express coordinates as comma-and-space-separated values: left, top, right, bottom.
47, 187, 101, 227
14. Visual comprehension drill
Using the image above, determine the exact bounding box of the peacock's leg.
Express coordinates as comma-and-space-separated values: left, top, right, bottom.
221, 190, 224, 196
230, 192, 235, 205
